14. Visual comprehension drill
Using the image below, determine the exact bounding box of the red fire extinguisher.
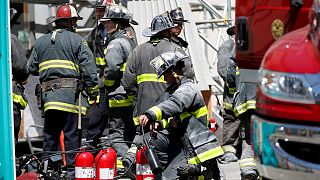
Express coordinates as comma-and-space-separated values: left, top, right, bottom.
75, 146, 95, 180
136, 146, 154, 180
95, 147, 117, 180
210, 117, 216, 133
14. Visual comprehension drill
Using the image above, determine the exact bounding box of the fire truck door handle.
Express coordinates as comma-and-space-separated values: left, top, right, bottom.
236, 16, 248, 51
290, 0, 303, 8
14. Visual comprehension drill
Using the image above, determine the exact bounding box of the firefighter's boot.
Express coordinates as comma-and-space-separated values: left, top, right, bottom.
177, 164, 202, 176
219, 152, 238, 163
241, 169, 258, 180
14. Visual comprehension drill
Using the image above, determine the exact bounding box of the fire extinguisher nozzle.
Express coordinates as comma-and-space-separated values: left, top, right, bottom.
144, 148, 162, 174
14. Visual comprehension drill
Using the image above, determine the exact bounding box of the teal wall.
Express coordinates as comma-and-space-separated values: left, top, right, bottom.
0, 0, 16, 179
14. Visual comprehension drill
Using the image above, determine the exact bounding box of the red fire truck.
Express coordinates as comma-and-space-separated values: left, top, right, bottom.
235, 0, 320, 179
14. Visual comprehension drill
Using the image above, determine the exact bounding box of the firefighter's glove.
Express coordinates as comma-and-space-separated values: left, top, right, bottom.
150, 122, 161, 137
87, 85, 99, 101
88, 92, 100, 105
177, 164, 202, 176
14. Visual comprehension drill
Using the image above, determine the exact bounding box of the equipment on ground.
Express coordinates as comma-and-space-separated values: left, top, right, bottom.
95, 137, 117, 180
75, 143, 95, 180
135, 146, 154, 180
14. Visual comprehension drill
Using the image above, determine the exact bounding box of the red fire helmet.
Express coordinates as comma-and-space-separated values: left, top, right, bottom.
54, 4, 83, 22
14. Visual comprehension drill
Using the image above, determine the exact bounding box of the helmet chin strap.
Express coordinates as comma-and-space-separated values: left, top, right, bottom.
171, 70, 181, 85
67, 19, 77, 32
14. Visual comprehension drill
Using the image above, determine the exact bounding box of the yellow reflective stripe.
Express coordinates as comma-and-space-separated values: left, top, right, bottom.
234, 100, 256, 116
150, 106, 162, 121
96, 57, 106, 66
150, 38, 160, 44
89, 95, 100, 104
104, 48, 107, 55
87, 85, 99, 94
239, 158, 256, 168
192, 106, 208, 119
128, 95, 135, 103
117, 160, 124, 169
120, 63, 126, 72
44, 101, 87, 115
161, 119, 169, 129
12, 93, 27, 109
180, 112, 191, 121
223, 102, 233, 110
198, 176, 204, 180
180, 106, 208, 122
133, 117, 139, 125
137, 74, 166, 84
21, 79, 28, 85
188, 146, 224, 164
103, 79, 115, 86
109, 98, 132, 108
229, 87, 236, 94
236, 66, 240, 75
222, 145, 236, 154
39, 60, 79, 72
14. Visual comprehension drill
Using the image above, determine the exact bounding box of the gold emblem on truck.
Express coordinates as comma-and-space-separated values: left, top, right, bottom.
271, 19, 284, 40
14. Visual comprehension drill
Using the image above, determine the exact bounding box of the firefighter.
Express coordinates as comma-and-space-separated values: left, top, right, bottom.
234, 83, 258, 180
122, 12, 194, 129
10, 8, 29, 143
217, 26, 240, 163
27, 4, 99, 178
169, 7, 189, 48
84, 0, 110, 149
99, 4, 137, 161
138, 51, 224, 179
121, 13, 194, 176
229, 25, 259, 179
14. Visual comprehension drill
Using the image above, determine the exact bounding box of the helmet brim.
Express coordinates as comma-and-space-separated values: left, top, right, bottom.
99, 17, 137, 25
130, 19, 138, 25
173, 19, 189, 23
48, 16, 83, 24
142, 26, 173, 37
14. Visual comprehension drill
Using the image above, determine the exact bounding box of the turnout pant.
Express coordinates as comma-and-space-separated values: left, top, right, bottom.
239, 110, 257, 174
132, 129, 223, 180
86, 89, 108, 148
222, 109, 241, 155
43, 110, 79, 177
107, 105, 135, 158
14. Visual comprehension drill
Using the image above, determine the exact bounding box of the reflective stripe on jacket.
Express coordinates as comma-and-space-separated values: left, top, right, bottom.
145, 78, 223, 163
11, 34, 29, 109
103, 30, 137, 108
28, 28, 98, 114
233, 82, 256, 117
122, 38, 194, 121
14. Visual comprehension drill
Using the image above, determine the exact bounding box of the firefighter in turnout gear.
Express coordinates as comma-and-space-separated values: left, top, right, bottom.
10, 8, 29, 143
217, 27, 240, 163
234, 82, 258, 180
27, 4, 99, 178
218, 27, 259, 179
169, 7, 189, 48
84, 0, 110, 149
138, 51, 224, 179
121, 13, 194, 175
122, 12, 194, 130
100, 5, 137, 161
